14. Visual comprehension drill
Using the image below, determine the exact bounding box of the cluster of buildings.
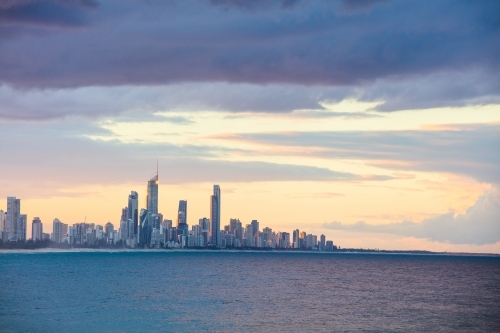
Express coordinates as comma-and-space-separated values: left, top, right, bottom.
0, 171, 336, 251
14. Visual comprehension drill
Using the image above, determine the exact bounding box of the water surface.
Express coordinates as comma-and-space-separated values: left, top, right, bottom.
0, 251, 499, 332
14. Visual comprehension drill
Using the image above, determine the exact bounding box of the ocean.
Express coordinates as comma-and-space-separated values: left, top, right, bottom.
0, 251, 499, 332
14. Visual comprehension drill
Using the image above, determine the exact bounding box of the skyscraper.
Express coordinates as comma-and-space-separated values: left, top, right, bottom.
199, 217, 210, 245
245, 224, 253, 247
250, 220, 260, 236
128, 191, 139, 237
0, 210, 5, 232
293, 229, 300, 249
210, 185, 221, 246
320, 234, 326, 251
146, 170, 158, 216
19, 214, 27, 241
139, 209, 152, 246
6, 197, 21, 241
32, 217, 43, 242
177, 200, 188, 236
229, 218, 243, 243
105, 222, 114, 240
52, 218, 64, 243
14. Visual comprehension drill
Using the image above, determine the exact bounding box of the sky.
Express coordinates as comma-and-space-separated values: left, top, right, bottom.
0, 0, 499, 253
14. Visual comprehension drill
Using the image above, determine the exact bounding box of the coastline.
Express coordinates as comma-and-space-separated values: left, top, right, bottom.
1, 247, 498, 257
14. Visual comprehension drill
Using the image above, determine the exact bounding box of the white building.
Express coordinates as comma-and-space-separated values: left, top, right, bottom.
6, 197, 21, 241
32, 217, 43, 241
0, 210, 5, 232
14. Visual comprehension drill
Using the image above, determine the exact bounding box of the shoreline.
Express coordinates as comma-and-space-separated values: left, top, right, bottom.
0, 247, 498, 257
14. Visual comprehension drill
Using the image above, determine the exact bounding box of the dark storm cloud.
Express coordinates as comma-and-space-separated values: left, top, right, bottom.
340, 0, 388, 13
226, 123, 500, 183
323, 185, 500, 245
0, 0, 98, 28
360, 70, 500, 112
0, 0, 498, 95
0, 84, 342, 121
209, 0, 299, 11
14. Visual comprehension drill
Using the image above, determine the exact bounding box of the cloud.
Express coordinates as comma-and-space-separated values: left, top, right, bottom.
228, 123, 500, 183
365, 70, 500, 112
0, 84, 342, 121
323, 185, 500, 245
3, 73, 498, 122
285, 192, 345, 199
0, 0, 98, 28
0, 0, 498, 106
209, 0, 299, 11
340, 0, 388, 13
1, 119, 394, 199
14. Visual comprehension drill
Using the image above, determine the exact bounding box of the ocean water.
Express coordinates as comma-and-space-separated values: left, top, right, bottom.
0, 251, 499, 332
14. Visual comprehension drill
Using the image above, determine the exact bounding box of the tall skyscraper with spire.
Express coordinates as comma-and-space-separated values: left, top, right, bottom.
210, 185, 221, 246
146, 163, 159, 215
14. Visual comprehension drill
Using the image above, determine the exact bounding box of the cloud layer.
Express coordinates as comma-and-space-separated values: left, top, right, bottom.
0, 0, 498, 111
0, 119, 374, 199
227, 123, 500, 183
324, 185, 500, 245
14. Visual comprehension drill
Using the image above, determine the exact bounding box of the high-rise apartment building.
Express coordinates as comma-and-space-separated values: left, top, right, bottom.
155, 213, 163, 230
177, 200, 187, 224
120, 219, 127, 242
245, 224, 253, 247
121, 207, 127, 224
52, 218, 65, 243
162, 219, 172, 243
6, 197, 25, 241
128, 191, 139, 237
0, 210, 5, 232
293, 229, 300, 248
305, 234, 314, 249
199, 218, 210, 245
32, 217, 43, 241
105, 222, 114, 239
19, 214, 27, 241
210, 185, 221, 246
320, 234, 326, 251
139, 209, 151, 245
177, 200, 188, 236
251, 220, 259, 236
262, 227, 274, 248
127, 219, 134, 245
229, 218, 243, 242
6, 197, 19, 241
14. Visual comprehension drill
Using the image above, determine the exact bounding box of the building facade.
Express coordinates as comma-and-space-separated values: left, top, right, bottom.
146, 176, 158, 215
199, 217, 210, 245
0, 210, 5, 232
32, 217, 43, 241
177, 200, 188, 237
210, 185, 221, 246
128, 191, 139, 237
6, 197, 21, 241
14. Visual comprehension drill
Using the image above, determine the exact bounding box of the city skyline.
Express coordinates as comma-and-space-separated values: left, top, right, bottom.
0, 173, 337, 251
0, 0, 499, 253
